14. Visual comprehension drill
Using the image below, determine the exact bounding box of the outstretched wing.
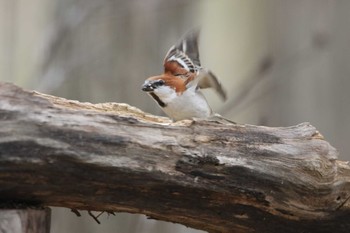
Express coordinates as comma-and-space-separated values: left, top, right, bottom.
163, 29, 227, 101
198, 70, 227, 101
163, 29, 200, 75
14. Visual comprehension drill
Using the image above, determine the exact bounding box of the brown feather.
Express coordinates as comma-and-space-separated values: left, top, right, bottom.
164, 61, 188, 76
147, 30, 226, 101
147, 75, 187, 94
163, 60, 196, 91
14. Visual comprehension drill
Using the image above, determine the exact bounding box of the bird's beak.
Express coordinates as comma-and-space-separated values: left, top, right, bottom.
141, 83, 154, 92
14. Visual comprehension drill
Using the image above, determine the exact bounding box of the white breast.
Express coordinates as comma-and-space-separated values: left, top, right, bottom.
160, 88, 212, 121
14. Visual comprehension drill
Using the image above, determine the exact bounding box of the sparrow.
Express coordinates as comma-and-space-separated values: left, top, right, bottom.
141, 29, 227, 121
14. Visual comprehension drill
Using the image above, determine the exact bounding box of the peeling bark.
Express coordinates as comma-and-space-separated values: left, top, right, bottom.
0, 82, 349, 233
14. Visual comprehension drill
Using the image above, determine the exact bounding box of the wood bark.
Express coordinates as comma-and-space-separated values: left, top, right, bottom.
0, 82, 349, 233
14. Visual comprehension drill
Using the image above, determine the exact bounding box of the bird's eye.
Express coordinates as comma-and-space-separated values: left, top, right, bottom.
156, 80, 165, 86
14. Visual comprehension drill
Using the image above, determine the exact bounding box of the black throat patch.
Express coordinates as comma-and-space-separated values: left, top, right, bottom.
150, 93, 166, 107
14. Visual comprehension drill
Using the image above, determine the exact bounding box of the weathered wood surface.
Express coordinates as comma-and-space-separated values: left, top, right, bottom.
0, 82, 349, 233
0, 208, 51, 233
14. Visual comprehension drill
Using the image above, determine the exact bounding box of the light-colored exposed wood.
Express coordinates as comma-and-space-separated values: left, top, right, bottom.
0, 208, 51, 233
0, 82, 349, 233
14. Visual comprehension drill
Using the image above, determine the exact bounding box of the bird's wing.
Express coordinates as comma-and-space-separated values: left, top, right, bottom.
198, 70, 227, 101
163, 29, 200, 76
163, 29, 226, 100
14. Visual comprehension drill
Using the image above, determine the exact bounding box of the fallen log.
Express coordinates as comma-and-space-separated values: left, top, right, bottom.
0, 82, 349, 233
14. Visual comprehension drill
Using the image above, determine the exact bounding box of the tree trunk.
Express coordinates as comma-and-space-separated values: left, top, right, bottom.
0, 208, 51, 233
0, 82, 349, 233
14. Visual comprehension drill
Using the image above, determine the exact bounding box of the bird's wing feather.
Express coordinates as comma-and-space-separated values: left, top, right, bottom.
163, 29, 226, 100
198, 70, 227, 101
172, 28, 201, 67
163, 29, 200, 75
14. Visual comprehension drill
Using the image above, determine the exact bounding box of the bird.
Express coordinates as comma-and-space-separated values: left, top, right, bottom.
141, 29, 227, 122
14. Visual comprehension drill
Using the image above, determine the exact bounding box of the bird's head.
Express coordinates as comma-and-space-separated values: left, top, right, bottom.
141, 77, 166, 92
142, 75, 186, 104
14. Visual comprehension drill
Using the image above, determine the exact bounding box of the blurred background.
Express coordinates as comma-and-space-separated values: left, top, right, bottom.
1, 0, 350, 232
